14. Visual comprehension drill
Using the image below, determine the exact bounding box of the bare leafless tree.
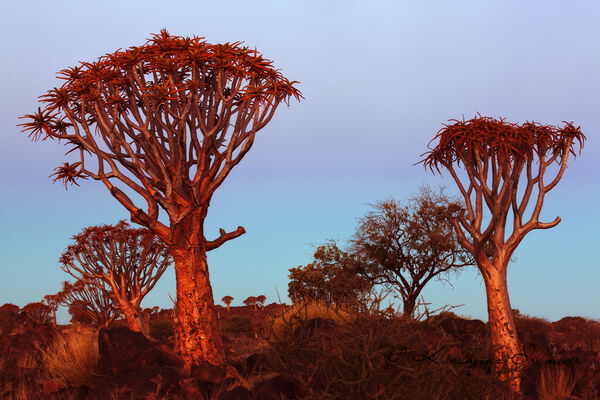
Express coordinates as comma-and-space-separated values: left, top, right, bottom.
419, 115, 585, 393
60, 221, 171, 335
20, 31, 301, 370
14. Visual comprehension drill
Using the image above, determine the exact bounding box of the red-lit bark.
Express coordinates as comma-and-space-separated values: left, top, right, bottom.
420, 116, 585, 394
20, 31, 301, 370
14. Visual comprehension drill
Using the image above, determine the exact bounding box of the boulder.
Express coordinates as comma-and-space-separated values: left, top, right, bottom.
218, 386, 255, 400
192, 360, 227, 384
439, 317, 486, 341
97, 326, 182, 376
244, 352, 278, 376
253, 375, 297, 400
93, 327, 197, 399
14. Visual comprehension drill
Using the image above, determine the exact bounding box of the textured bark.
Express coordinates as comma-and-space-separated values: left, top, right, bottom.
480, 257, 524, 393
172, 245, 225, 371
402, 296, 417, 319
118, 300, 147, 335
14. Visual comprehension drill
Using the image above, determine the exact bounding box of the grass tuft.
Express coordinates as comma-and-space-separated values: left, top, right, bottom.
41, 329, 99, 386
537, 366, 577, 400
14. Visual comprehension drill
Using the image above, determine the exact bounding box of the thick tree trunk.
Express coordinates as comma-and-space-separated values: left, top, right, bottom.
172, 244, 225, 372
480, 259, 524, 394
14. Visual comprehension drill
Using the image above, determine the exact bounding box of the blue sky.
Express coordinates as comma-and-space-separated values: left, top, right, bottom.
1, 1, 599, 323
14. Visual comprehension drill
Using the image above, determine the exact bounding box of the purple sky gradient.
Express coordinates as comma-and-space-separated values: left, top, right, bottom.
1, 1, 599, 323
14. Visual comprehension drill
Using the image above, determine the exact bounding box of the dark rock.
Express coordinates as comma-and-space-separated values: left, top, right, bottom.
179, 377, 207, 400
253, 375, 297, 400
93, 327, 196, 399
244, 352, 278, 375
218, 385, 255, 400
192, 360, 227, 384
439, 317, 486, 341
97, 326, 182, 376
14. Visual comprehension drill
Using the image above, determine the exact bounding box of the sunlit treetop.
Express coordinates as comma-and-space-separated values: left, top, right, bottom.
19, 30, 302, 236
419, 115, 586, 175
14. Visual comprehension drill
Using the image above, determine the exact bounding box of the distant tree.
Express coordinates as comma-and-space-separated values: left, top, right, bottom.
20, 30, 301, 370
243, 296, 258, 311
349, 186, 474, 319
0, 303, 20, 315
221, 296, 234, 312
419, 115, 585, 393
60, 280, 119, 328
255, 295, 266, 309
0, 304, 22, 335
22, 302, 53, 325
43, 292, 66, 327
60, 221, 171, 335
288, 242, 374, 308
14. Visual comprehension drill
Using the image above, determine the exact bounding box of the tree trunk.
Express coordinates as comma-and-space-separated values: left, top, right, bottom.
172, 244, 225, 372
403, 296, 416, 320
480, 259, 524, 394
119, 300, 147, 335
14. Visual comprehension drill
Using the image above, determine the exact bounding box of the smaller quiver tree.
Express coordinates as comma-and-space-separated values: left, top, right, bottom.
43, 292, 65, 327
221, 296, 233, 311
255, 295, 266, 309
22, 302, 53, 325
60, 221, 171, 335
60, 280, 119, 328
419, 115, 585, 393
243, 296, 258, 311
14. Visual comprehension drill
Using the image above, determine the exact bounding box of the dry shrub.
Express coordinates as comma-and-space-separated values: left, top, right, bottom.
537, 365, 577, 400
268, 311, 513, 400
552, 316, 600, 352
514, 312, 553, 336
41, 329, 99, 386
269, 300, 353, 341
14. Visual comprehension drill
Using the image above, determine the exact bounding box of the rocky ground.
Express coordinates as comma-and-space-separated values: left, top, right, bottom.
1, 303, 600, 399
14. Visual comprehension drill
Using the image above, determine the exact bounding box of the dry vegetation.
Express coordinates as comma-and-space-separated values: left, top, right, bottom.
1, 301, 600, 399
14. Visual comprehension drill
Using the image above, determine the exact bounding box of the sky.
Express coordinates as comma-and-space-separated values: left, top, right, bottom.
1, 1, 599, 324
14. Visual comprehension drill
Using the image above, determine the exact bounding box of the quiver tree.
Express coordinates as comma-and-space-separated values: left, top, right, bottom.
255, 295, 266, 309
43, 292, 66, 327
419, 116, 585, 393
22, 302, 53, 325
243, 296, 258, 311
60, 280, 119, 328
20, 30, 301, 369
60, 221, 171, 335
221, 296, 233, 311
349, 187, 474, 319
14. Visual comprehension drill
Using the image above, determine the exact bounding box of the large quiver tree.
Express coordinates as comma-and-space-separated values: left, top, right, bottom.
20, 30, 301, 370
419, 116, 585, 393
60, 221, 171, 335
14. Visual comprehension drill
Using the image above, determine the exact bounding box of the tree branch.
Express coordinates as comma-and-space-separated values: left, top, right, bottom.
206, 226, 246, 251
